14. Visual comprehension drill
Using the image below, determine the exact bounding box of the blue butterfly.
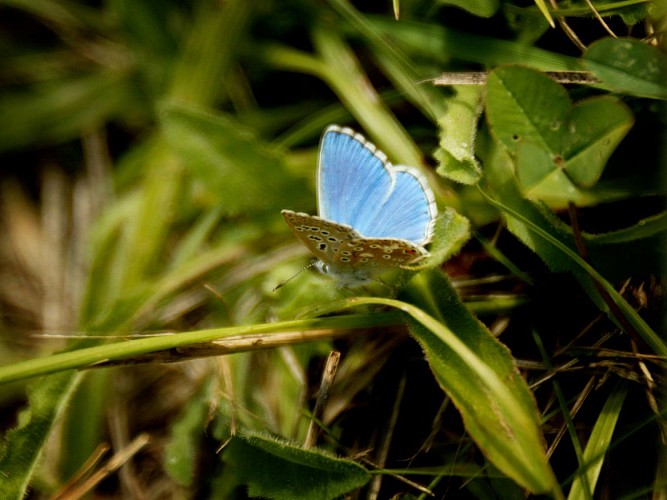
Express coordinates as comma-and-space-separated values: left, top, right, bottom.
282, 125, 437, 287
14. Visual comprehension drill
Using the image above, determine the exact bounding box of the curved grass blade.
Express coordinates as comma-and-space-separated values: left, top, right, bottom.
567, 383, 628, 500
329, 288, 563, 497
482, 153, 667, 357
480, 184, 667, 357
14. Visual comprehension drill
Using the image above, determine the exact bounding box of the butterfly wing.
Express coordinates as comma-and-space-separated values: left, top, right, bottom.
318, 125, 436, 246
362, 166, 437, 246
324, 236, 428, 286
317, 125, 392, 232
281, 210, 361, 266
333, 237, 428, 269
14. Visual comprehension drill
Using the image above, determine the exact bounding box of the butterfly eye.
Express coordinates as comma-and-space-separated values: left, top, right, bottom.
314, 261, 329, 274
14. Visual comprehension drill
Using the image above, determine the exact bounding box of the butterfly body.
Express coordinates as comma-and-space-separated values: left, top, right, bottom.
283, 125, 437, 287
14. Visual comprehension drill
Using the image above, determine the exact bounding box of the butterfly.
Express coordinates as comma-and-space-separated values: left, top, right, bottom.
282, 125, 437, 287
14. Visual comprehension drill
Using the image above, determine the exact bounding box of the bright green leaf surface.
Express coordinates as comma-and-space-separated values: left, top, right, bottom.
562, 97, 635, 186
515, 141, 586, 201
435, 86, 484, 185
486, 66, 634, 198
486, 66, 569, 152
416, 207, 471, 269
405, 274, 561, 496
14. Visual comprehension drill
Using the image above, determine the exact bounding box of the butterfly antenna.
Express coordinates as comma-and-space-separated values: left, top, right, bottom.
273, 260, 317, 292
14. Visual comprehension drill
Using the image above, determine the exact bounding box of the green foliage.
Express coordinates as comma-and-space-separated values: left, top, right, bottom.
584, 38, 667, 99
164, 378, 216, 486
482, 153, 667, 356
403, 274, 561, 495
568, 383, 628, 500
0, 0, 664, 498
486, 66, 634, 201
0, 72, 141, 152
0, 373, 81, 499
435, 86, 484, 185
433, 0, 499, 18
160, 102, 305, 215
420, 207, 472, 268
222, 433, 370, 499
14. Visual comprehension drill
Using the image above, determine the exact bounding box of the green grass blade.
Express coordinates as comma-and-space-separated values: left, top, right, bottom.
312, 27, 423, 168
368, 19, 581, 71
327, 0, 449, 123
327, 283, 562, 497
583, 38, 667, 100
568, 383, 628, 500
0, 314, 404, 385
533, 0, 555, 27
482, 155, 667, 357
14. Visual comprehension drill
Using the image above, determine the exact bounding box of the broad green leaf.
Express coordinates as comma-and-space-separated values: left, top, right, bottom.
486, 66, 633, 198
568, 383, 628, 500
486, 66, 568, 152
435, 86, 484, 185
222, 432, 370, 500
160, 102, 305, 215
583, 38, 667, 99
561, 97, 634, 187
434, 0, 499, 18
0, 373, 80, 500
515, 141, 586, 201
